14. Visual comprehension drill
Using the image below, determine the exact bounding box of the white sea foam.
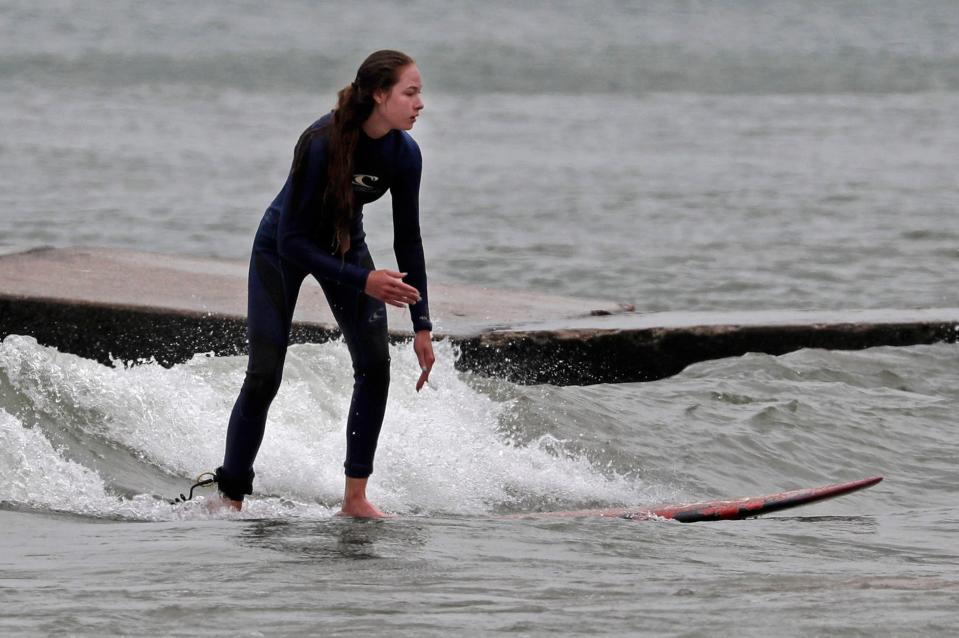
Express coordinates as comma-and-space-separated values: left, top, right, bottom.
0, 335, 643, 519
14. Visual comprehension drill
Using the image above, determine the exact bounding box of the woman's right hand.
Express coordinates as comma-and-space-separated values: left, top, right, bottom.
364, 270, 421, 307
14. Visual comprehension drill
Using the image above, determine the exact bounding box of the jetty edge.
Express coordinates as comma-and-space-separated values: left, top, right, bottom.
1, 246, 956, 386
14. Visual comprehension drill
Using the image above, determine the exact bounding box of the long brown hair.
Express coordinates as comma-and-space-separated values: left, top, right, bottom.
288, 49, 414, 253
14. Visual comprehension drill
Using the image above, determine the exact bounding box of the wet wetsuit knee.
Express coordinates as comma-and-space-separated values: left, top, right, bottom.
239, 343, 286, 416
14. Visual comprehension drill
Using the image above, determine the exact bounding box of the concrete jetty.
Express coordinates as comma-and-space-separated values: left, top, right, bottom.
1, 246, 956, 385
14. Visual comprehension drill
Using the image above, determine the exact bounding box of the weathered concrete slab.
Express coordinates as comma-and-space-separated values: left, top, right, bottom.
458, 309, 959, 385
1, 246, 956, 385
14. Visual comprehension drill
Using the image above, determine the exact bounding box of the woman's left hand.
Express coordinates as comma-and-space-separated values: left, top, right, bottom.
414, 330, 435, 392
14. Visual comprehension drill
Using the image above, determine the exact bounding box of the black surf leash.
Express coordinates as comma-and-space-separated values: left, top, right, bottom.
169, 471, 217, 505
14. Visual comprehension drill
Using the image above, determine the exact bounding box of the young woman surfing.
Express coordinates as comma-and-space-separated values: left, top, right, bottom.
211, 50, 433, 517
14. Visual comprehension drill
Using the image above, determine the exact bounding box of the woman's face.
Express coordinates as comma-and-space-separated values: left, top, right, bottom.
373, 64, 424, 131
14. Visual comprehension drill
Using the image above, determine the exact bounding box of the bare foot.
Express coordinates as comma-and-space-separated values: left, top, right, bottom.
202, 495, 243, 513
338, 476, 390, 518
337, 498, 390, 518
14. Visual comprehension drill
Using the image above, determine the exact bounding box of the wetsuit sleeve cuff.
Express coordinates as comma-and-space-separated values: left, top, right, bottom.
412, 316, 432, 333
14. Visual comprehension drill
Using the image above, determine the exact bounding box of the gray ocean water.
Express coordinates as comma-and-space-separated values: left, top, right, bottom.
2, 1, 958, 636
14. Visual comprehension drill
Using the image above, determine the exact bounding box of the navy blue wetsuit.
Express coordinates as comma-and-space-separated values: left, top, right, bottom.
216, 113, 431, 501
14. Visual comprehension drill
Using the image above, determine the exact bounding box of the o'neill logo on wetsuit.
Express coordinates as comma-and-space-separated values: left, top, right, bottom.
352, 174, 380, 192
